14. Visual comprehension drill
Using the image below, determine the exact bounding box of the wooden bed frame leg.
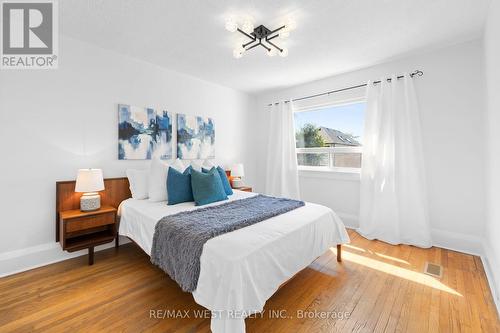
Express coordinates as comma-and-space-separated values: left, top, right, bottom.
337, 244, 342, 262
88, 247, 94, 265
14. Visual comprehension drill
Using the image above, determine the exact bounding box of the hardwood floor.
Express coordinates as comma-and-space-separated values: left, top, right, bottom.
1, 230, 499, 332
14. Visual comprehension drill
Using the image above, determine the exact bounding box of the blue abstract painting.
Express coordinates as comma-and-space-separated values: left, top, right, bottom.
177, 114, 215, 159
118, 104, 172, 160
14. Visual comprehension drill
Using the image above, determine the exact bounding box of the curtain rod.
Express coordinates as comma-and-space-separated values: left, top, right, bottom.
267, 70, 424, 106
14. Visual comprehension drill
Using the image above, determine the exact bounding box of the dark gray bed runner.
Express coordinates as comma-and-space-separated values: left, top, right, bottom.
150, 194, 305, 292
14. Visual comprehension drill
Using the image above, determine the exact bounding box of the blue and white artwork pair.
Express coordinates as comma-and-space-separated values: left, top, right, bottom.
118, 104, 215, 160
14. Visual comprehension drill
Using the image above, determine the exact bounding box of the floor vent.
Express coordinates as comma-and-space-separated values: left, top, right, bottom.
424, 262, 443, 278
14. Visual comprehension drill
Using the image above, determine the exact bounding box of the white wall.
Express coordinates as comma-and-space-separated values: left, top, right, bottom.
255, 40, 487, 255
0, 36, 256, 275
483, 0, 500, 309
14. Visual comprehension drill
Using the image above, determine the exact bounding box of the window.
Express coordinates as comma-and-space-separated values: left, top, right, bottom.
294, 101, 366, 171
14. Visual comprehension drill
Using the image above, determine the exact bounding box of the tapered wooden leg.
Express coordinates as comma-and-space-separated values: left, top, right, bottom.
88, 247, 94, 265
337, 244, 342, 262
115, 235, 119, 249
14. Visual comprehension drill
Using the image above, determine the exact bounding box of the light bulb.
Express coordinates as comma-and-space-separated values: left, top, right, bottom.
236, 37, 245, 47
279, 29, 290, 39
225, 18, 238, 32
267, 48, 277, 57
233, 48, 244, 59
242, 20, 254, 34
285, 18, 297, 31
235, 44, 245, 53
279, 47, 288, 57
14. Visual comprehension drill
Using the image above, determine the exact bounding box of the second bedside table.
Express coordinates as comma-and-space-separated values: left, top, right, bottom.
59, 205, 117, 265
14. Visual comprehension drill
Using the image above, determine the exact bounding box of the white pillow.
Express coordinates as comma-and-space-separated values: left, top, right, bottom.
148, 158, 170, 202
191, 159, 216, 172
148, 158, 185, 202
190, 160, 204, 172
126, 169, 149, 199
172, 159, 186, 172
203, 159, 216, 169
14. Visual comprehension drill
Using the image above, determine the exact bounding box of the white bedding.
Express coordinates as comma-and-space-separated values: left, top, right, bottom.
118, 191, 350, 333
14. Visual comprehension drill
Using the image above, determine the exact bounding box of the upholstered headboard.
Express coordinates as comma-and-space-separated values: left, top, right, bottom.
55, 177, 131, 241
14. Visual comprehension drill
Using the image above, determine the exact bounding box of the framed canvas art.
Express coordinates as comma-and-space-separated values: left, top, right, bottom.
118, 104, 173, 160
177, 114, 215, 159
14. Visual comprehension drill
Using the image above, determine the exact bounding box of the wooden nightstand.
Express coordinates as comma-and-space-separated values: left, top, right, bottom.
59, 205, 117, 265
233, 186, 253, 192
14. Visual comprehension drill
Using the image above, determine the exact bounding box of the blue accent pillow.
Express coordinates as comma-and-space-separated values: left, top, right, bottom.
191, 168, 228, 206
202, 166, 233, 195
167, 166, 194, 205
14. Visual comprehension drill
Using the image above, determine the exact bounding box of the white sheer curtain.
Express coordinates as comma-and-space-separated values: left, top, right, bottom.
265, 101, 300, 199
358, 74, 431, 248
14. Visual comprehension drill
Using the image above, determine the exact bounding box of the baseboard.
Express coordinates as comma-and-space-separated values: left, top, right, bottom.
430, 228, 483, 256
0, 236, 130, 278
482, 240, 500, 316
335, 213, 482, 256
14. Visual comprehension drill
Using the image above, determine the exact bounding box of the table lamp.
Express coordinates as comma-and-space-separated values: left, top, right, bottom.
231, 163, 245, 188
75, 169, 105, 211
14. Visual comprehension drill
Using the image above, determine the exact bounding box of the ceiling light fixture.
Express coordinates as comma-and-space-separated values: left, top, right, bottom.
226, 17, 295, 58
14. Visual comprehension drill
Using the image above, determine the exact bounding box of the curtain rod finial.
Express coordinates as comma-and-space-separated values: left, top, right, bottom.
413, 70, 424, 77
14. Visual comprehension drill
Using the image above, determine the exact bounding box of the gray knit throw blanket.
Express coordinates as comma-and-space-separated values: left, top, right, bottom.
150, 194, 305, 292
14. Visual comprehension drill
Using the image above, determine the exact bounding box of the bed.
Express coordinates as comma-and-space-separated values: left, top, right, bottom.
118, 189, 350, 333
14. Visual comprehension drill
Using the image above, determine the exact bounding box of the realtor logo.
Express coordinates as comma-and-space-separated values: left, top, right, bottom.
1, 0, 58, 69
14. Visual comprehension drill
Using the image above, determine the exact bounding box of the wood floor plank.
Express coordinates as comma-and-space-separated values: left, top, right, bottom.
1, 229, 498, 333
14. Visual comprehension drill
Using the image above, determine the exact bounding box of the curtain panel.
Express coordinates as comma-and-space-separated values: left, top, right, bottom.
265, 101, 301, 200
358, 74, 431, 248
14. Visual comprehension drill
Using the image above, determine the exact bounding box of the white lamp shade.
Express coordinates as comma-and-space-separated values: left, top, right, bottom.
75, 169, 105, 193
231, 164, 245, 178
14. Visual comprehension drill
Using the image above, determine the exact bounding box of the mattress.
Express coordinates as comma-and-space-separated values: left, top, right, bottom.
118, 190, 350, 333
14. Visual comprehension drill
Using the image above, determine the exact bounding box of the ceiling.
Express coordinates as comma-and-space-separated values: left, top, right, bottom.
60, 0, 491, 94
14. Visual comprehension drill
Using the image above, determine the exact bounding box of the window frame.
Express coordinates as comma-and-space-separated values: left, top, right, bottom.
294, 98, 365, 176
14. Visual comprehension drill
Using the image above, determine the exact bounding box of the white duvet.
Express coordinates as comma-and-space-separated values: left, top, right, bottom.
118, 191, 349, 333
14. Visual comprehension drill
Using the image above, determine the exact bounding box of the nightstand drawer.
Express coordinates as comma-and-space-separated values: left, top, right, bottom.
66, 213, 115, 233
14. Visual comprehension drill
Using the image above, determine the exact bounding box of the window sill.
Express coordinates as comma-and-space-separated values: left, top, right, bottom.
298, 167, 361, 181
